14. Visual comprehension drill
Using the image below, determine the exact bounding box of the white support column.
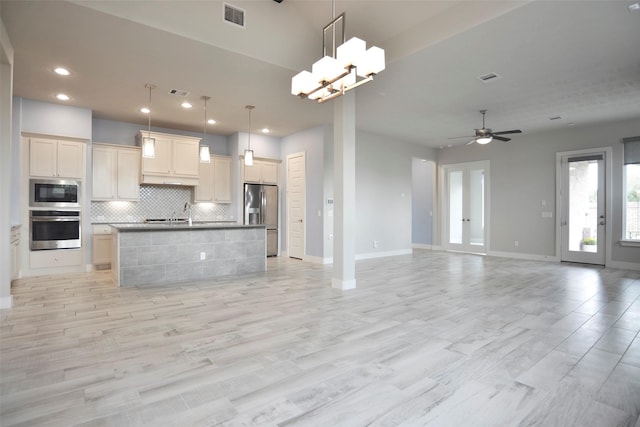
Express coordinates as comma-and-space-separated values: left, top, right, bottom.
0, 19, 14, 308
332, 91, 356, 290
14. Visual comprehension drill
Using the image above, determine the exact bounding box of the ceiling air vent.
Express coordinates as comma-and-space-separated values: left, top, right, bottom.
477, 72, 502, 83
168, 89, 190, 97
224, 3, 245, 28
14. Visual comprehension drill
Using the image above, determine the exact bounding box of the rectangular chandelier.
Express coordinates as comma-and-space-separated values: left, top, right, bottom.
291, 13, 385, 103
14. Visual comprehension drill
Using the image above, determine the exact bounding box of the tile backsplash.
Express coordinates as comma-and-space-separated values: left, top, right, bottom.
91, 185, 234, 223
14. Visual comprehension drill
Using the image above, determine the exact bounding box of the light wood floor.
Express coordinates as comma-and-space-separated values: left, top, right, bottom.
1, 250, 639, 427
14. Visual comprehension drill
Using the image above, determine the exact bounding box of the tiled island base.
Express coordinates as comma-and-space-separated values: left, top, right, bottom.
110, 224, 266, 287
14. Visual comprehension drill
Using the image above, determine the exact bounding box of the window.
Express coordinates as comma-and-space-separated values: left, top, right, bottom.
623, 136, 640, 241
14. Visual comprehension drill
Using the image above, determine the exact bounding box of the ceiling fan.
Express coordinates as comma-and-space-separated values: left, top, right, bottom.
449, 109, 522, 145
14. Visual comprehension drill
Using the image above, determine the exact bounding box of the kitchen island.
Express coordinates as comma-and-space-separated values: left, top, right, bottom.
110, 222, 266, 287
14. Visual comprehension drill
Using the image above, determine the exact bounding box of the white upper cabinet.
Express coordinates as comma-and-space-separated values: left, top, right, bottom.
242, 158, 280, 185
137, 131, 200, 186
92, 143, 140, 201
213, 156, 231, 203
29, 137, 85, 178
194, 155, 231, 204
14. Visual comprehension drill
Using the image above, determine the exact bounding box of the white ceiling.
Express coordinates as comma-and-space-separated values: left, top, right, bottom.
2, 0, 640, 148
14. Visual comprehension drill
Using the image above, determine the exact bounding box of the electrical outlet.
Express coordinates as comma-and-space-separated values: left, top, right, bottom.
514, 241, 519, 247
200, 252, 206, 260
373, 240, 379, 248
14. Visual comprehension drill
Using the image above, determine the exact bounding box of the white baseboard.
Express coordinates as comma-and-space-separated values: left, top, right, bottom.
304, 255, 333, 264
607, 260, 640, 271
412, 244, 433, 250
487, 250, 560, 262
0, 295, 13, 309
356, 249, 413, 261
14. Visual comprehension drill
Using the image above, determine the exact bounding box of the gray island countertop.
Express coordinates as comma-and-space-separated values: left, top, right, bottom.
109, 222, 265, 231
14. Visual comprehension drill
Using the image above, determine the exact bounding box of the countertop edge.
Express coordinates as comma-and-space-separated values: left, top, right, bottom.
110, 223, 265, 231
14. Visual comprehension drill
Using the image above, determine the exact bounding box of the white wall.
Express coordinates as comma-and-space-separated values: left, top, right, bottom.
355, 131, 437, 257
92, 118, 229, 155
437, 117, 640, 268
20, 98, 92, 139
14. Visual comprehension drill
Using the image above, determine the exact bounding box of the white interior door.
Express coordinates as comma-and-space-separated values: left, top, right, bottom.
443, 161, 489, 253
287, 153, 305, 260
561, 153, 606, 265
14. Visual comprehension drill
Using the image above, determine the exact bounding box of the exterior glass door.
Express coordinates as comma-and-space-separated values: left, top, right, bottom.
444, 161, 488, 253
561, 153, 606, 264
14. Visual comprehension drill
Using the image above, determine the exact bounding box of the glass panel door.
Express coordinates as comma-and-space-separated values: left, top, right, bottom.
469, 167, 485, 247
561, 154, 605, 264
449, 170, 463, 245
444, 161, 488, 253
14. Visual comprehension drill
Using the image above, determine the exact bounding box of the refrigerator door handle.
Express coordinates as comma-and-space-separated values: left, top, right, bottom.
261, 190, 266, 225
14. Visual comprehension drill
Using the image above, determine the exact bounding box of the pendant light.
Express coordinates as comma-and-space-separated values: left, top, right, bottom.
142, 83, 156, 158
244, 105, 255, 166
199, 96, 211, 163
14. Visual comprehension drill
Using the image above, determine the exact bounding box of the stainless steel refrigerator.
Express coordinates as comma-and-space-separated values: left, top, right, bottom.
244, 183, 278, 256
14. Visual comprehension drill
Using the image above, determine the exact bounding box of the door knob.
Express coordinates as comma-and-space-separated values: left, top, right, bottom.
599, 215, 605, 219
600, 221, 605, 225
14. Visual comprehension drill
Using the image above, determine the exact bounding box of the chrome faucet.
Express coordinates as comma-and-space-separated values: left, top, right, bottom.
184, 202, 192, 226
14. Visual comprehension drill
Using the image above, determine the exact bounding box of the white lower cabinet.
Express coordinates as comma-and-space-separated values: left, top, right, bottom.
92, 225, 112, 266
30, 249, 83, 269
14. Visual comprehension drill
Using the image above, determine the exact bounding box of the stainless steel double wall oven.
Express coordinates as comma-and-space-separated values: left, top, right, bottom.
29, 179, 82, 250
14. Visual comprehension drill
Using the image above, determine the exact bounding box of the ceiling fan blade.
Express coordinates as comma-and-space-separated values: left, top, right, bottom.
493, 129, 522, 135
492, 135, 511, 142
466, 139, 476, 145
448, 135, 475, 140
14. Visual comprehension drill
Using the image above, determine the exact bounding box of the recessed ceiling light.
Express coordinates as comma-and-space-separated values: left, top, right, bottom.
140, 107, 150, 114
629, 2, 640, 11
181, 102, 193, 109
54, 67, 70, 76
207, 119, 216, 125
261, 128, 270, 133
56, 93, 70, 101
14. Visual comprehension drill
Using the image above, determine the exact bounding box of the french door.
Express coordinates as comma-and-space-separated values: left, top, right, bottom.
443, 161, 489, 253
560, 152, 606, 265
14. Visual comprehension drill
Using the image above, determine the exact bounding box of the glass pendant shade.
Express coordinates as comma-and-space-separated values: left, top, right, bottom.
476, 136, 493, 145
244, 149, 254, 166
199, 145, 211, 163
291, 70, 316, 96
142, 83, 156, 158
312, 56, 344, 84
142, 136, 155, 158
337, 37, 366, 69
356, 46, 386, 78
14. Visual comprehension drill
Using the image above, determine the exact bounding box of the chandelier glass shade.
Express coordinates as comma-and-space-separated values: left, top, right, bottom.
291, 13, 385, 103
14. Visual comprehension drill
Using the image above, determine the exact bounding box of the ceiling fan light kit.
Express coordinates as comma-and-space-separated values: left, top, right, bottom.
449, 109, 522, 146
291, 12, 385, 103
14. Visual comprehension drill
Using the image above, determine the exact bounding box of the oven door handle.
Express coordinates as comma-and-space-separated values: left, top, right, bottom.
31, 217, 80, 221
